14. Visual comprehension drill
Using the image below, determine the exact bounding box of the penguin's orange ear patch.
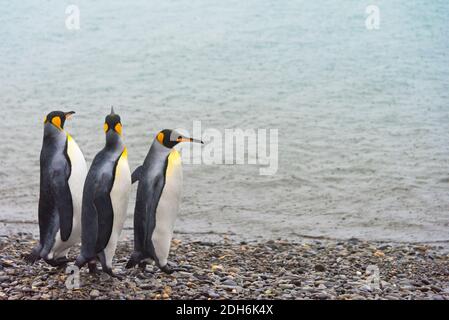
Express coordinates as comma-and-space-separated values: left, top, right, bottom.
43, 116, 47, 123
103, 123, 109, 133
51, 116, 62, 129
157, 132, 164, 144
114, 123, 122, 135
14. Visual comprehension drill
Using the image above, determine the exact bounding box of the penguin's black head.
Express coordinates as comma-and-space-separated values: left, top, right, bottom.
103, 107, 122, 136
44, 111, 75, 130
156, 129, 204, 148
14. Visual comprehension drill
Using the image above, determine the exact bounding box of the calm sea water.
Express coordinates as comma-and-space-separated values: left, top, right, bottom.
1, 1, 449, 242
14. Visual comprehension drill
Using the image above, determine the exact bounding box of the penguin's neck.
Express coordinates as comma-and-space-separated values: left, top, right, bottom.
105, 132, 124, 153
43, 124, 66, 145
145, 139, 172, 166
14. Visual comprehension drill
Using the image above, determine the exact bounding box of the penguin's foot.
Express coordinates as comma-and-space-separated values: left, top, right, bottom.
139, 261, 147, 272
160, 265, 175, 274
54, 257, 70, 269
125, 252, 142, 269
165, 261, 193, 272
24, 252, 40, 264
160, 264, 190, 274
25, 245, 42, 264
88, 262, 98, 275
45, 257, 70, 268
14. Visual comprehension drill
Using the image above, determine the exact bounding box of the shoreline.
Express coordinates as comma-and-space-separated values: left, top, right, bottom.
1, 221, 449, 252
0, 233, 448, 300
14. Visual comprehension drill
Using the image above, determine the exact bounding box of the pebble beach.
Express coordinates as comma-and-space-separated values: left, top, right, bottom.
0, 233, 448, 300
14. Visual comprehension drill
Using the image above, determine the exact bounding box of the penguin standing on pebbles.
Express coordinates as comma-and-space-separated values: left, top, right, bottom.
26, 111, 87, 267
75, 108, 131, 277
126, 129, 203, 274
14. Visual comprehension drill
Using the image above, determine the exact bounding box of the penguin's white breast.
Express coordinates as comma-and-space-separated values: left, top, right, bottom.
66, 135, 87, 239
110, 149, 131, 235
67, 135, 87, 194
151, 150, 183, 258
158, 149, 183, 221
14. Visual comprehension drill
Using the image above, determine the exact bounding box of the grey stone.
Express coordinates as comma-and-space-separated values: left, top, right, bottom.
89, 289, 100, 298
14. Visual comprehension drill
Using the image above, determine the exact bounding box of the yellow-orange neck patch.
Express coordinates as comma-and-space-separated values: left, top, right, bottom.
115, 123, 122, 135
122, 147, 128, 159
157, 132, 164, 145
52, 116, 62, 130
166, 149, 181, 177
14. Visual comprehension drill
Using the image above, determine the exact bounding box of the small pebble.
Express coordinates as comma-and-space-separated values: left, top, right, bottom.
89, 290, 100, 298
314, 264, 326, 272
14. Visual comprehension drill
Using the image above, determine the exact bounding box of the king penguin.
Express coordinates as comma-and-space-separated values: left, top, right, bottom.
75, 108, 131, 277
126, 129, 203, 274
26, 111, 87, 267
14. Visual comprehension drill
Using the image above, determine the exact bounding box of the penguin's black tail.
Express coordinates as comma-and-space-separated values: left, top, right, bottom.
125, 252, 142, 269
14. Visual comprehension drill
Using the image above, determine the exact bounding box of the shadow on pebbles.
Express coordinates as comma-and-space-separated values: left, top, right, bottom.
0, 233, 448, 300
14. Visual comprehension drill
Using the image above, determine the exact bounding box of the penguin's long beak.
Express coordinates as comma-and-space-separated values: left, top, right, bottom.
64, 111, 75, 119
177, 136, 204, 144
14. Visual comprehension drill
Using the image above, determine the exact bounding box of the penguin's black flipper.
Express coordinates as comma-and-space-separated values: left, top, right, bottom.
94, 192, 114, 253
131, 165, 143, 184
144, 175, 165, 243
50, 169, 73, 242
